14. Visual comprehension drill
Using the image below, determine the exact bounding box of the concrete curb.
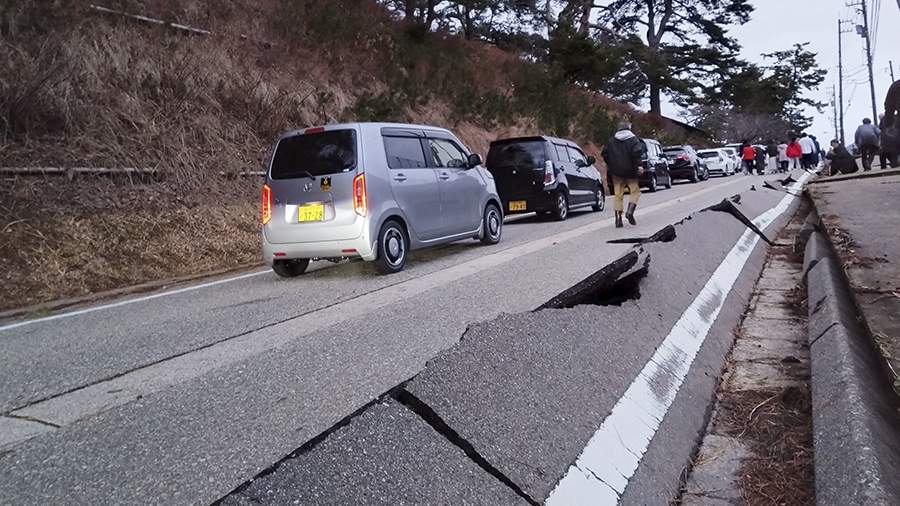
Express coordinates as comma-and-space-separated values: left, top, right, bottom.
801, 212, 900, 505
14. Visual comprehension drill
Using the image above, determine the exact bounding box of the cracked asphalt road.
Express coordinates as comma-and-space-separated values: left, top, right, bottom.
0, 172, 802, 505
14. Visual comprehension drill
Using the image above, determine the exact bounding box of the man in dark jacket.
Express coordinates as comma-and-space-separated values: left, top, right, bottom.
826, 140, 857, 175
602, 120, 645, 228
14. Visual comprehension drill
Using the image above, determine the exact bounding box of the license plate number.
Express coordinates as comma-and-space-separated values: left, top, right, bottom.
298, 203, 325, 222
509, 200, 527, 211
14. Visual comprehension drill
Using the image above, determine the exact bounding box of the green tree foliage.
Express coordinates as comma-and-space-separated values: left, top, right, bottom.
692, 43, 826, 142
591, 0, 754, 115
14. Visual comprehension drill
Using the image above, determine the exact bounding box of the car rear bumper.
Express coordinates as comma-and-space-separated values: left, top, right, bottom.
502, 189, 558, 214
261, 227, 376, 264
668, 164, 695, 179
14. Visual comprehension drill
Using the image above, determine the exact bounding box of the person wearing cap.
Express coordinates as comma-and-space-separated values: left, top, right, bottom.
601, 120, 645, 228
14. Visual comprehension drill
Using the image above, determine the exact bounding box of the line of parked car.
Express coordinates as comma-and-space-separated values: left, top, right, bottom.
259, 122, 742, 276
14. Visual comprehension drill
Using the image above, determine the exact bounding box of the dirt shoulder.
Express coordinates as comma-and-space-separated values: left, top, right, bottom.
0, 176, 260, 311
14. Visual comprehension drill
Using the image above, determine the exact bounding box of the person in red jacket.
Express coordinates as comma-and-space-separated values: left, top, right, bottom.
786, 136, 803, 170
741, 141, 756, 175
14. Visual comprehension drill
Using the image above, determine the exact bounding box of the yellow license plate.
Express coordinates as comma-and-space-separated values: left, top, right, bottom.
298, 203, 325, 222
509, 200, 527, 211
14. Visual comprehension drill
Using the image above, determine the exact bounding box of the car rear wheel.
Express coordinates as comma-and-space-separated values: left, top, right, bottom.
480, 203, 502, 244
273, 258, 310, 278
552, 191, 569, 221
689, 166, 699, 183
647, 174, 658, 193
592, 187, 605, 212
665, 173, 673, 189
375, 219, 408, 274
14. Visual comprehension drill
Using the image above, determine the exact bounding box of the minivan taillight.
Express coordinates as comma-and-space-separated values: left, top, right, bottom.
353, 173, 367, 216
678, 154, 690, 161
261, 184, 272, 224
543, 160, 555, 185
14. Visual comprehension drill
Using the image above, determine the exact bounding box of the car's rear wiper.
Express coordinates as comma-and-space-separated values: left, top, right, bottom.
298, 170, 316, 181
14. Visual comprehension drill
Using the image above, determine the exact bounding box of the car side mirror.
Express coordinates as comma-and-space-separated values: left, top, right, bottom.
467, 153, 482, 169
574, 159, 587, 168
586, 155, 596, 166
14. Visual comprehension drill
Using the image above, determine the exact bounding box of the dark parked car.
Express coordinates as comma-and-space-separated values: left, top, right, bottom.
639, 138, 672, 192
663, 145, 708, 183
486, 136, 605, 221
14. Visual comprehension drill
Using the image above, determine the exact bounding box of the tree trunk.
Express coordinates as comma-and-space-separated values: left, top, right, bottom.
649, 80, 662, 115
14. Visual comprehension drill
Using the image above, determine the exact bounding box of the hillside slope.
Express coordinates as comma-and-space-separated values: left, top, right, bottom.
0, 0, 693, 310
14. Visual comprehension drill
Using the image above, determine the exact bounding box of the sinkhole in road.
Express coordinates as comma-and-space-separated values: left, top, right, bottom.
539, 248, 650, 310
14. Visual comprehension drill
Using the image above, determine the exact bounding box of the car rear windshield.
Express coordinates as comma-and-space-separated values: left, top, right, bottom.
487, 140, 548, 169
663, 149, 685, 157
699, 152, 719, 158
270, 130, 357, 179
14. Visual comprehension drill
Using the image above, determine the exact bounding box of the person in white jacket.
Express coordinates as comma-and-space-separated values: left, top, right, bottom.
798, 133, 817, 169
777, 141, 789, 173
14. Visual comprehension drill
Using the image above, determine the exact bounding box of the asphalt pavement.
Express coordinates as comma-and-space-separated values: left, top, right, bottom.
0, 172, 806, 505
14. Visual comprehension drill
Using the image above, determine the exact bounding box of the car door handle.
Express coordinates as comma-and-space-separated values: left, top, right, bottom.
393, 173, 407, 182
438, 172, 450, 180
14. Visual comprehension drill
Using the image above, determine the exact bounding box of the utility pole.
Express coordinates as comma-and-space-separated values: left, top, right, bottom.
832, 84, 840, 141
850, 0, 879, 122
838, 19, 852, 144
891, 60, 896, 82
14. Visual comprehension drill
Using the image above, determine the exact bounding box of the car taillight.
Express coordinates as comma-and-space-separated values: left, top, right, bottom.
353, 173, 367, 216
261, 184, 272, 225
678, 154, 690, 161
543, 160, 555, 184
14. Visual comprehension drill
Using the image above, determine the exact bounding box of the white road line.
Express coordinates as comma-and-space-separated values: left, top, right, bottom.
0, 176, 746, 334
0, 270, 270, 332
545, 171, 812, 505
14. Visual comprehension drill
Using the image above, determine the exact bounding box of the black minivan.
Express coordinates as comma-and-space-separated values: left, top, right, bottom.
486, 136, 605, 221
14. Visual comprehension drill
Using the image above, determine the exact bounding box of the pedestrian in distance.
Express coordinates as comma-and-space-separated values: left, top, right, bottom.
754, 144, 766, 175
786, 136, 803, 170
854, 118, 881, 171
777, 140, 789, 173
740, 141, 756, 175
810, 135, 821, 164
765, 140, 778, 174
826, 139, 858, 175
601, 120, 646, 228
798, 133, 816, 169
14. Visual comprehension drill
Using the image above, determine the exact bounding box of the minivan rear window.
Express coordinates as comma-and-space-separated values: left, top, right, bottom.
663, 149, 685, 157
270, 130, 356, 179
487, 141, 548, 169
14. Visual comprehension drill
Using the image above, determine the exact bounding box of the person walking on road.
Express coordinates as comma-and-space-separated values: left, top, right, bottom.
878, 113, 898, 169
786, 136, 802, 170
854, 118, 881, 171
798, 133, 816, 169
740, 141, 756, 175
777, 140, 789, 172
766, 140, 779, 174
601, 120, 645, 228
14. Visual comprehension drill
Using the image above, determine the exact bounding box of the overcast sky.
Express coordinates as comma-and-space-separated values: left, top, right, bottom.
664, 0, 899, 142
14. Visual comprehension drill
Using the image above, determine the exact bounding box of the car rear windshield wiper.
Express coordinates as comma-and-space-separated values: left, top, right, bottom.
299, 170, 316, 181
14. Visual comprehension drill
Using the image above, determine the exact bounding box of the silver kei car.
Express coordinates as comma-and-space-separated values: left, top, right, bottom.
261, 122, 503, 276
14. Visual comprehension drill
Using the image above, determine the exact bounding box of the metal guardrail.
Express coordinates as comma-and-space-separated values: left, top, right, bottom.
0, 168, 265, 179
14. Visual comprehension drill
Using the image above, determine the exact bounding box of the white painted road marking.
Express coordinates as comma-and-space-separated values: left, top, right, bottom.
0, 177, 746, 334
545, 171, 812, 505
